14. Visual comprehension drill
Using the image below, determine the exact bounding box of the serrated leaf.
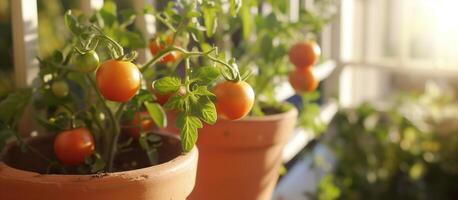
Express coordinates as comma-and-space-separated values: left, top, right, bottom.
193, 66, 220, 84
64, 10, 83, 35
192, 96, 217, 124
176, 113, 201, 152
144, 102, 167, 128
153, 77, 182, 93
193, 86, 215, 98
164, 95, 184, 111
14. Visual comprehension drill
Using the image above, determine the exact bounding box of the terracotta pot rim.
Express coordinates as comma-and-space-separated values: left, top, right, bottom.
0, 133, 198, 184
221, 105, 298, 122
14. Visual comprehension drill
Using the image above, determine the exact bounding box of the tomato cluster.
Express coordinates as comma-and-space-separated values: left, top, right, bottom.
288, 41, 321, 93
149, 36, 181, 64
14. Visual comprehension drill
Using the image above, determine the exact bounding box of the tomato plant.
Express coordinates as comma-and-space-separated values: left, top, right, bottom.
214, 81, 255, 120
54, 127, 95, 165
0, 1, 256, 173
96, 60, 141, 102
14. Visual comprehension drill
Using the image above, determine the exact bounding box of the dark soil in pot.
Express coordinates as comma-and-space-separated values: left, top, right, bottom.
2, 132, 181, 175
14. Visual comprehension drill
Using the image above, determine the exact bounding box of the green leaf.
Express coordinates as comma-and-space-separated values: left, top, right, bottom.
193, 66, 220, 84
153, 76, 182, 93
164, 95, 184, 111
202, 1, 218, 37
0, 89, 32, 125
176, 113, 202, 152
99, 2, 118, 27
193, 86, 215, 98
111, 29, 146, 49
143, 5, 155, 14
144, 102, 167, 128
51, 50, 63, 64
230, 0, 242, 17
64, 10, 83, 35
191, 96, 217, 124
187, 10, 201, 18
239, 0, 252, 39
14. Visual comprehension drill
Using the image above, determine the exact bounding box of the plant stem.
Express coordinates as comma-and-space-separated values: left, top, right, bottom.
85, 74, 116, 163
184, 58, 191, 90
107, 102, 125, 171
140, 47, 175, 73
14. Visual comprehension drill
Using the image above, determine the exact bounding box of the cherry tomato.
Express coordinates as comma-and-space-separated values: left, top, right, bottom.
152, 89, 172, 106
289, 40, 321, 68
288, 67, 318, 93
149, 36, 180, 64
72, 50, 100, 73
122, 111, 155, 139
54, 127, 94, 165
51, 80, 69, 98
214, 81, 255, 120
96, 60, 141, 102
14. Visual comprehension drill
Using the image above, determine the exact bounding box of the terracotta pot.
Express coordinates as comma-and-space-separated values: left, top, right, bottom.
0, 133, 198, 200
164, 107, 298, 200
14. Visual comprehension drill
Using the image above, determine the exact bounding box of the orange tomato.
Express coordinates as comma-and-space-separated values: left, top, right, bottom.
289, 40, 321, 68
214, 81, 255, 120
149, 36, 180, 64
288, 67, 319, 93
122, 111, 155, 139
96, 60, 141, 102
54, 127, 95, 165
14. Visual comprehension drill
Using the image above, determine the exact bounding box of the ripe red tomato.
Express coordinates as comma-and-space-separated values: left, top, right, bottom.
152, 89, 172, 106
96, 60, 141, 102
289, 40, 321, 68
149, 36, 180, 64
288, 67, 318, 93
214, 81, 255, 120
122, 111, 155, 139
54, 127, 95, 165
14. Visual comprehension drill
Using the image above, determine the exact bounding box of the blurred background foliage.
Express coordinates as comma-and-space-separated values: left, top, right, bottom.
312, 82, 458, 200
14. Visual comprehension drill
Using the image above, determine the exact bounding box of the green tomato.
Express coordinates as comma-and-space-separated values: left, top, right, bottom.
72, 50, 100, 73
52, 80, 69, 98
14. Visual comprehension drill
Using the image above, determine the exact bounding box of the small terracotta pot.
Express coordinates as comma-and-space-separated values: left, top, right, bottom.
164, 107, 298, 200
0, 133, 198, 200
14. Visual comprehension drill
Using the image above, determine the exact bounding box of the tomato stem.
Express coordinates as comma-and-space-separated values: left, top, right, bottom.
107, 102, 126, 171
85, 74, 116, 165
184, 58, 191, 91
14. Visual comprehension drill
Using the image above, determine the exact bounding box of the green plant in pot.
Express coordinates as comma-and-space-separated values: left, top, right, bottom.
155, 1, 337, 199
0, 1, 253, 200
